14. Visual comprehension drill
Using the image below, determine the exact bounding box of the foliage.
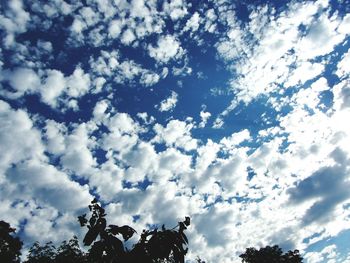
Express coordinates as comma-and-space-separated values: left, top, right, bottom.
78, 199, 190, 263
239, 245, 303, 263
0, 220, 23, 263
25, 242, 57, 263
24, 237, 87, 263
55, 236, 87, 263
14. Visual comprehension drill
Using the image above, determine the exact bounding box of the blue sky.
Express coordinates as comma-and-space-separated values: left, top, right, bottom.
1, 0, 350, 262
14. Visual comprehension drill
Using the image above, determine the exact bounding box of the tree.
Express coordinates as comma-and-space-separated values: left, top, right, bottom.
25, 241, 56, 263
78, 199, 190, 263
0, 220, 23, 263
239, 245, 303, 263
55, 236, 87, 263
24, 237, 87, 263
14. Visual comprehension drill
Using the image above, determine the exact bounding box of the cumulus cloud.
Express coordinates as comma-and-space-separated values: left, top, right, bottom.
0, 0, 30, 47
336, 49, 350, 79
66, 66, 91, 98
183, 12, 201, 32
157, 91, 178, 112
0, 100, 44, 171
1, 67, 40, 99
305, 244, 338, 263
288, 148, 350, 225
153, 119, 197, 151
0, 66, 92, 109
40, 70, 66, 107
163, 0, 188, 20
148, 35, 183, 63
213, 0, 350, 125
0, 100, 92, 246
60, 123, 97, 175
199, 110, 211, 128
6, 159, 91, 211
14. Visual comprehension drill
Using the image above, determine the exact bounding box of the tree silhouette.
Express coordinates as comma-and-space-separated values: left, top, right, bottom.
0, 220, 23, 263
24, 237, 87, 263
54, 236, 87, 263
239, 245, 303, 263
25, 241, 57, 263
1, 213, 305, 263
78, 199, 190, 263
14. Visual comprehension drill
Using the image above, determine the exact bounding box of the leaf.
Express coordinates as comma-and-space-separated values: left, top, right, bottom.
78, 214, 88, 227
83, 226, 99, 246
180, 232, 188, 244
108, 225, 137, 241
83, 218, 106, 246
89, 215, 96, 227
184, 216, 190, 226
106, 235, 124, 256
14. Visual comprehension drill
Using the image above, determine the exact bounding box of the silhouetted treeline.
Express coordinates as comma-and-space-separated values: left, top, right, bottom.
240, 245, 303, 263
78, 199, 190, 263
1, 200, 304, 262
0, 220, 23, 262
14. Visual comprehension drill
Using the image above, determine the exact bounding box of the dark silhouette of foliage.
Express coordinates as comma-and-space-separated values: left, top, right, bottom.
25, 242, 56, 263
195, 256, 206, 263
55, 236, 87, 263
79, 199, 190, 263
239, 245, 303, 263
1, 210, 305, 263
24, 237, 87, 263
0, 220, 23, 263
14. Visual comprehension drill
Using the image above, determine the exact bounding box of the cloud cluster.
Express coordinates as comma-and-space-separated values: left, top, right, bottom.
1, 0, 350, 262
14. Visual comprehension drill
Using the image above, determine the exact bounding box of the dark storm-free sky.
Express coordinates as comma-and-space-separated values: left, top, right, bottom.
1, 0, 350, 262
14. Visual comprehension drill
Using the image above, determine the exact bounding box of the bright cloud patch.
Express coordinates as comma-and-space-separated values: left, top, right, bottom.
157, 90, 178, 112
148, 35, 183, 63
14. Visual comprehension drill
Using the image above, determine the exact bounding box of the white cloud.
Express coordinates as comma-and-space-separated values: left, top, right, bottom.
66, 66, 91, 98
0, 66, 92, 109
220, 129, 250, 150
0, 0, 30, 47
337, 13, 350, 35
285, 62, 324, 88
93, 100, 109, 122
80, 6, 100, 27
140, 71, 160, 87
0, 100, 44, 171
336, 49, 350, 79
44, 120, 66, 155
7, 159, 92, 211
0, 100, 92, 247
107, 112, 141, 135
296, 13, 344, 60
148, 35, 183, 63
1, 67, 40, 99
333, 79, 350, 110
199, 110, 211, 128
121, 29, 136, 45
108, 19, 122, 38
213, 0, 349, 126
60, 123, 97, 175
163, 0, 188, 20
71, 18, 86, 34
183, 12, 201, 32
153, 119, 197, 151
40, 69, 66, 107
157, 91, 178, 112
305, 245, 338, 263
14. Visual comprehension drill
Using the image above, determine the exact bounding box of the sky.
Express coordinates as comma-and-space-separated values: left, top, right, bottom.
1, 0, 350, 262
